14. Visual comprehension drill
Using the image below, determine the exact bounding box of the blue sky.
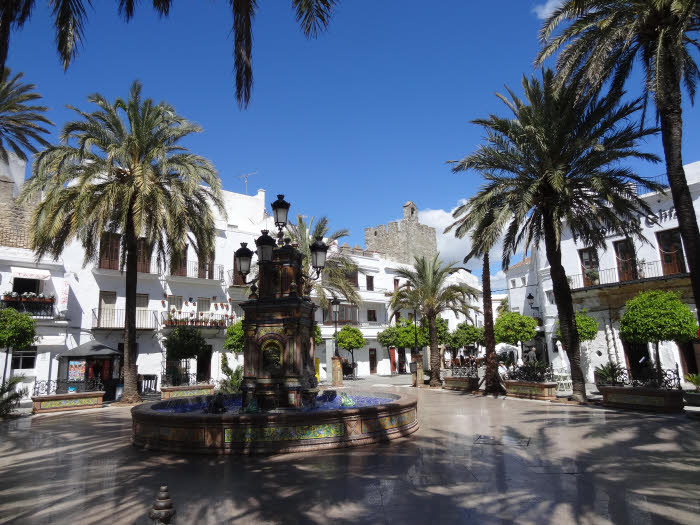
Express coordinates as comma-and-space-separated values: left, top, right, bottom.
6, 0, 699, 290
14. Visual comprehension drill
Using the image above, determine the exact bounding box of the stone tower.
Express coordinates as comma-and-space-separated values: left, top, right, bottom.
364, 201, 438, 265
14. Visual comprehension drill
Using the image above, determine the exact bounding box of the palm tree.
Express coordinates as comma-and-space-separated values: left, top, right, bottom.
537, 0, 700, 315
390, 255, 477, 387
0, 0, 338, 108
19, 80, 225, 403
286, 214, 361, 307
446, 210, 504, 394
448, 69, 661, 401
0, 68, 52, 163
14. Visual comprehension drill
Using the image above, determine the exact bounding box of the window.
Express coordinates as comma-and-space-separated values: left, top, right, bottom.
137, 238, 152, 273
394, 278, 400, 291
657, 228, 686, 275
579, 247, 599, 286
345, 270, 359, 287
11, 346, 36, 370
323, 305, 359, 325
99, 232, 121, 270
98, 291, 117, 328
366, 275, 374, 291
546, 290, 554, 304
136, 294, 149, 328
197, 297, 211, 314
12, 278, 40, 295
510, 279, 516, 289
520, 277, 526, 286
367, 309, 377, 322
168, 295, 183, 312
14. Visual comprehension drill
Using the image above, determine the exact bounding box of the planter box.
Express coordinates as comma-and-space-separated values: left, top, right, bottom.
599, 386, 684, 413
161, 384, 215, 400
683, 391, 700, 407
443, 376, 479, 392
505, 380, 557, 401
32, 391, 105, 414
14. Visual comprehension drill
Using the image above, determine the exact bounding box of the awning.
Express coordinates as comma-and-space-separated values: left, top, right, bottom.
60, 341, 121, 358
11, 267, 51, 281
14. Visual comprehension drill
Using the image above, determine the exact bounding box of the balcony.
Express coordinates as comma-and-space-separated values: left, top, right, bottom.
91, 309, 158, 330
94, 257, 162, 277
569, 258, 688, 290
167, 260, 224, 282
1, 297, 56, 318
161, 311, 231, 329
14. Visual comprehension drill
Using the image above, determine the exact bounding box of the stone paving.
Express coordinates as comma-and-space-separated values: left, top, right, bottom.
1, 384, 699, 524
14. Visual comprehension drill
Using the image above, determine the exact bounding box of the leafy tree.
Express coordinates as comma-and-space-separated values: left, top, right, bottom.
620, 290, 698, 384
447, 69, 660, 401
494, 312, 538, 346
313, 323, 323, 346
496, 297, 508, 317
335, 325, 366, 372
0, 68, 52, 163
377, 325, 399, 350
538, 0, 700, 316
0, 1, 338, 108
0, 307, 37, 383
20, 81, 224, 403
286, 214, 360, 307
224, 320, 245, 354
450, 322, 484, 350
556, 311, 598, 343
218, 353, 243, 394
390, 255, 477, 386
163, 326, 210, 361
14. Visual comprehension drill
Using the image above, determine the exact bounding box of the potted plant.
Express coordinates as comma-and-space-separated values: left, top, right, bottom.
594, 361, 625, 387
684, 373, 700, 407
504, 361, 557, 400
586, 269, 600, 285
2, 291, 12, 301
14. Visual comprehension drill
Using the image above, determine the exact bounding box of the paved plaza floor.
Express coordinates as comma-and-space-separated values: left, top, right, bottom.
1, 385, 699, 525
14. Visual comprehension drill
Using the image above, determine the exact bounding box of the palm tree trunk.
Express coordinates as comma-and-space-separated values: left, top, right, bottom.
428, 315, 440, 387
658, 77, 700, 314
543, 214, 586, 401
121, 214, 142, 404
482, 251, 502, 394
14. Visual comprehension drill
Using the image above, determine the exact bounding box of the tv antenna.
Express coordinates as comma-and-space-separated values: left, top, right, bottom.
238, 171, 258, 195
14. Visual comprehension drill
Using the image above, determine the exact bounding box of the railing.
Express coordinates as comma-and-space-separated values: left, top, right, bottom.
170, 260, 224, 281
1, 298, 55, 318
161, 372, 213, 388
91, 308, 158, 330
33, 378, 104, 396
450, 363, 479, 378
161, 311, 231, 328
636, 174, 670, 195
598, 365, 681, 390
506, 363, 554, 382
568, 258, 688, 290
97, 257, 162, 274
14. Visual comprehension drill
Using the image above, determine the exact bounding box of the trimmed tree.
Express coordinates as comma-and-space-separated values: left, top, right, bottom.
620, 290, 698, 385
494, 312, 538, 348
335, 325, 366, 375
557, 311, 598, 345
224, 320, 245, 354
0, 307, 37, 384
163, 326, 211, 384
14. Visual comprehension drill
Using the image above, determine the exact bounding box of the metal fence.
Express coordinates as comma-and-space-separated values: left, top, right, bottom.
161, 311, 231, 328
170, 260, 224, 281
598, 365, 681, 390
450, 363, 479, 378
568, 258, 688, 290
33, 379, 104, 396
1, 299, 55, 318
92, 309, 158, 330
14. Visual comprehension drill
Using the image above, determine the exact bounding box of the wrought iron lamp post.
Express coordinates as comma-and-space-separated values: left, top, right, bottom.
526, 293, 540, 315
331, 298, 340, 357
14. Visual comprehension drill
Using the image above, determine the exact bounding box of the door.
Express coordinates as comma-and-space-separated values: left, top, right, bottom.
679, 341, 699, 376
389, 347, 397, 373
579, 248, 599, 287
137, 239, 151, 273
135, 294, 149, 328
623, 342, 651, 380
398, 348, 406, 374
98, 291, 117, 328
99, 233, 120, 270
657, 228, 686, 275
614, 239, 638, 282
196, 345, 213, 381
369, 348, 377, 374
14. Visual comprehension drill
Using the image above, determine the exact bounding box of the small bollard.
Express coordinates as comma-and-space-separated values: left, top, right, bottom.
149, 485, 176, 524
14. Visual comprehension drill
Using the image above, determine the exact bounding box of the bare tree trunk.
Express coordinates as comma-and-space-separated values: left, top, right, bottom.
428, 315, 440, 387
658, 74, 700, 314
121, 211, 142, 404
543, 214, 586, 401
482, 251, 503, 394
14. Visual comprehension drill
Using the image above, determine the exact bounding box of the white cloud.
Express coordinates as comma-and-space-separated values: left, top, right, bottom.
532, 0, 563, 20
418, 202, 504, 272
489, 270, 507, 292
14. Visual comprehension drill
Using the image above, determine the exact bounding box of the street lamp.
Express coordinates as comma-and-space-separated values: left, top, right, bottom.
234, 242, 254, 278
255, 230, 276, 263
526, 293, 540, 314
331, 297, 341, 357
271, 194, 290, 236
412, 308, 418, 357
310, 236, 329, 277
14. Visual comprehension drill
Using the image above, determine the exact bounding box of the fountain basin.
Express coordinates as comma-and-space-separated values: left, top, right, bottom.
131, 390, 418, 454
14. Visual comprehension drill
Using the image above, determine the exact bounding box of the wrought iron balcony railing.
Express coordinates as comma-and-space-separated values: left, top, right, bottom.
161, 311, 231, 328
97, 257, 163, 274
91, 308, 158, 330
568, 258, 688, 290
1, 298, 56, 318
169, 260, 224, 281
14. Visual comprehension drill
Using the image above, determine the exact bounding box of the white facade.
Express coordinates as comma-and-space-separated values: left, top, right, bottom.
507, 161, 700, 386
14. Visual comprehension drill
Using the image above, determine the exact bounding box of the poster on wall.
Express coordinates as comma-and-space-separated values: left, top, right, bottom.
68, 360, 86, 381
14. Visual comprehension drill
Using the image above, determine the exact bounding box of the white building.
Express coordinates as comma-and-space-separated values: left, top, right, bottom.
0, 159, 482, 396
507, 161, 700, 387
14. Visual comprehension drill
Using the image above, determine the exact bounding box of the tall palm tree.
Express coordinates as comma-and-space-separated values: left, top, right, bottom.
448, 69, 661, 401
286, 214, 360, 307
446, 210, 504, 394
537, 0, 700, 315
19, 80, 225, 403
390, 255, 477, 387
0, 0, 338, 108
0, 68, 52, 163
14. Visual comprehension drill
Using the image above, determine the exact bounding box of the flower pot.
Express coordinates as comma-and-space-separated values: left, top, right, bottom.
683, 391, 700, 407
599, 385, 684, 412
